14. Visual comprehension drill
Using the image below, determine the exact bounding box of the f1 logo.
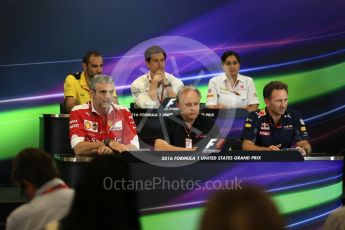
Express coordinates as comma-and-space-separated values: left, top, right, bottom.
164, 98, 176, 108
205, 139, 218, 149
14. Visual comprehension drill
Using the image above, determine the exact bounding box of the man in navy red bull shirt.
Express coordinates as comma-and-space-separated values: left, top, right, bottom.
241, 81, 311, 156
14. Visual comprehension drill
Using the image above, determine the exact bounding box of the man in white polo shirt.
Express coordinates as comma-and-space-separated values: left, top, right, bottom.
131, 45, 184, 108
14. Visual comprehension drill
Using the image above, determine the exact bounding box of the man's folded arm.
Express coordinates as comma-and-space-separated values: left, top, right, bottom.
242, 139, 270, 151
73, 141, 104, 155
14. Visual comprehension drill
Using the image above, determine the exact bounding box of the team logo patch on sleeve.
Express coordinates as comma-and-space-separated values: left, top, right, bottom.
245, 123, 252, 128
207, 89, 214, 98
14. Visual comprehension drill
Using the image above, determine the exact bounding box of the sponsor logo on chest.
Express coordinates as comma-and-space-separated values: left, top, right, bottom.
284, 125, 293, 130
84, 120, 98, 132
259, 131, 270, 136
260, 122, 270, 131
110, 120, 123, 131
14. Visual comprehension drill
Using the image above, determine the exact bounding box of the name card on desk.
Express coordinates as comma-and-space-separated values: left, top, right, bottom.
125, 150, 304, 165
53, 150, 304, 168
131, 111, 175, 118
156, 150, 304, 162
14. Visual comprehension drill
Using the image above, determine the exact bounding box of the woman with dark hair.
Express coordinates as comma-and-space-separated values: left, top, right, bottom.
47, 155, 141, 230
206, 50, 259, 111
200, 185, 284, 230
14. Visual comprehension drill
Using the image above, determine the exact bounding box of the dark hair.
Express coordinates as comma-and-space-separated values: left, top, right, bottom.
263, 81, 288, 99
200, 185, 284, 230
221, 50, 240, 64
60, 155, 141, 230
12, 148, 60, 188
144, 45, 166, 62
82, 51, 102, 64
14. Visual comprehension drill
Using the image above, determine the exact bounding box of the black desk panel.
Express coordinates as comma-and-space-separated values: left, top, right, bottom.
54, 151, 343, 229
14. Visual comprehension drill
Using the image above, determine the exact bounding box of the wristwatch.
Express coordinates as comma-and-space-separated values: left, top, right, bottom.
163, 82, 172, 87
103, 139, 110, 147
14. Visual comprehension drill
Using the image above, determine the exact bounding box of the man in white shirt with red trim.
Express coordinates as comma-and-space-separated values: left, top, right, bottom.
70, 74, 139, 155
131, 45, 184, 108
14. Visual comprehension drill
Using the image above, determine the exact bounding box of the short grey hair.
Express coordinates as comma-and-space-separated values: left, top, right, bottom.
176, 86, 201, 103
89, 74, 114, 91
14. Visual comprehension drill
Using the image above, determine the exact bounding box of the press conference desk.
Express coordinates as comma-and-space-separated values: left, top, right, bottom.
40, 109, 249, 155
54, 151, 343, 230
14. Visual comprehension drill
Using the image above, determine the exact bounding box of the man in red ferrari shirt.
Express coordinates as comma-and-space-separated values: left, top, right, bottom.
69, 74, 139, 155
